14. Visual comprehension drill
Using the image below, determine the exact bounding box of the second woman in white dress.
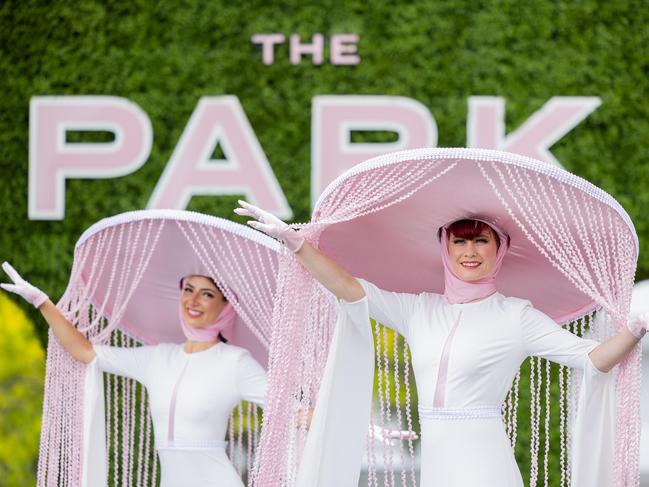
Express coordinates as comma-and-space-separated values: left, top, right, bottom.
2, 268, 266, 487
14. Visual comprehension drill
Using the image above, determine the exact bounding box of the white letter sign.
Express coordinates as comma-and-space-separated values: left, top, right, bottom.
147, 96, 292, 219
29, 96, 152, 220
311, 95, 437, 204
467, 96, 602, 167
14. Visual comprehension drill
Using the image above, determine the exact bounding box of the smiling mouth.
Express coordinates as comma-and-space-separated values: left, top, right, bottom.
187, 308, 203, 318
460, 262, 481, 269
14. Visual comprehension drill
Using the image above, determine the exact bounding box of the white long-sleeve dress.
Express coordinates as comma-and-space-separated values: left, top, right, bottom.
356, 278, 610, 486
90, 342, 266, 487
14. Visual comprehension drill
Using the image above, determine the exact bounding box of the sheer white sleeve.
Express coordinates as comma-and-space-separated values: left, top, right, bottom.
520, 304, 600, 370
518, 302, 614, 485
92, 345, 155, 385
351, 278, 419, 339
236, 350, 267, 406
83, 344, 155, 487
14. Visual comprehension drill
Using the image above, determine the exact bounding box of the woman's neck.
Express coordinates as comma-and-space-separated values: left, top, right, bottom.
465, 290, 497, 304
183, 338, 220, 354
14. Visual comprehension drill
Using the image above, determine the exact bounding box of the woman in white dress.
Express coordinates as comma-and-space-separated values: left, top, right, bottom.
1, 266, 267, 487
235, 201, 645, 486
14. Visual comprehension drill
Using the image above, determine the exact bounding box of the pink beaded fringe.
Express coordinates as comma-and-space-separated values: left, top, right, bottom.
36, 150, 639, 487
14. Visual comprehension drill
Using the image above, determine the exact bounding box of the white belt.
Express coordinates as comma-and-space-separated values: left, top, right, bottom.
156, 439, 227, 451
418, 405, 502, 420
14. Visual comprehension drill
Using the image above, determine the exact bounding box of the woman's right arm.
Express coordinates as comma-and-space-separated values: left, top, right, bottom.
294, 241, 365, 302
39, 299, 96, 363
1, 262, 96, 364
234, 201, 365, 302
234, 203, 419, 336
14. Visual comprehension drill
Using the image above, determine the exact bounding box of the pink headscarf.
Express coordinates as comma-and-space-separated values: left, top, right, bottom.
178, 277, 238, 342
440, 220, 509, 304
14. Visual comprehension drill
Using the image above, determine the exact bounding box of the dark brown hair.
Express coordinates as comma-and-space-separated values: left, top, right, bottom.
179, 276, 228, 302
446, 219, 500, 248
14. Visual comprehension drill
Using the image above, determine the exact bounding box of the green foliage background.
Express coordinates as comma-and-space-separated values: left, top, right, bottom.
0, 0, 647, 485
0, 295, 44, 486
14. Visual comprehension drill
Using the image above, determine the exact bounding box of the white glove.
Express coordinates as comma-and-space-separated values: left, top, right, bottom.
1, 262, 49, 308
627, 312, 649, 339
234, 200, 305, 253
369, 423, 419, 446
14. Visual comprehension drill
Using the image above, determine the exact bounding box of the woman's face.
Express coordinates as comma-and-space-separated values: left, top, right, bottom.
180, 275, 227, 328
447, 227, 499, 281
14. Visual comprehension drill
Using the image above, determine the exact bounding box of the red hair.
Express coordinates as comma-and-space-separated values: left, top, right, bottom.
446, 219, 500, 248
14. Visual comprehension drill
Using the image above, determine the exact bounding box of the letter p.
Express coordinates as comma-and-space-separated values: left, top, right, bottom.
29, 96, 153, 219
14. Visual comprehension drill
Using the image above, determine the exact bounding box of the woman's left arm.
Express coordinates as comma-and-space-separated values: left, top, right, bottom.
237, 351, 267, 407
588, 327, 642, 373
522, 302, 646, 373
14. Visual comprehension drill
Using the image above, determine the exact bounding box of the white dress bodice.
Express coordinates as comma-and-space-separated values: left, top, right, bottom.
358, 278, 601, 486
93, 342, 266, 487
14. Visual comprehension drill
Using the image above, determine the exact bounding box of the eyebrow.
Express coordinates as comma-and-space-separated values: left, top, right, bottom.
451, 233, 491, 239
184, 283, 217, 293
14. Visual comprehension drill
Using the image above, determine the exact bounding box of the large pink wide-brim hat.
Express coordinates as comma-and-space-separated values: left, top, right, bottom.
73, 209, 281, 367
312, 148, 638, 323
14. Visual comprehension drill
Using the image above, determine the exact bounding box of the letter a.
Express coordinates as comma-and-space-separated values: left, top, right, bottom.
147, 96, 292, 218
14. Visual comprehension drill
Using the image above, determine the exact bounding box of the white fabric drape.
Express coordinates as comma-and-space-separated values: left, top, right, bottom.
82, 360, 108, 487
296, 298, 374, 487
570, 359, 616, 486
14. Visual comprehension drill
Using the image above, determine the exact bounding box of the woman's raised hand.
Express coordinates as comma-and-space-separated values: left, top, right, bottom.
236, 201, 364, 301
234, 200, 304, 253
1, 262, 49, 308
2, 261, 95, 363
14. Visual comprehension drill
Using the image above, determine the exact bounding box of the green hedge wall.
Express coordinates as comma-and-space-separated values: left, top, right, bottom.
0, 1, 647, 484
1, 0, 647, 329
